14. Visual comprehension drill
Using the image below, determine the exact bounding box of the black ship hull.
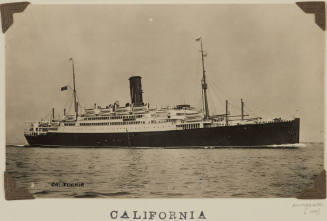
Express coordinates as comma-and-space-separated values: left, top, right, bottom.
25, 118, 300, 147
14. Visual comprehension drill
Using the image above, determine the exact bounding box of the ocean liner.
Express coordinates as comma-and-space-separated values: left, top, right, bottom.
24, 38, 300, 147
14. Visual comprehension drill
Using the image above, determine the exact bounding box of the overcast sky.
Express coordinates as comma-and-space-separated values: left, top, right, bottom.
5, 4, 325, 144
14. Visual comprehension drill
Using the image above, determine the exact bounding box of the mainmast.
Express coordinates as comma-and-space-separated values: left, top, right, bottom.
196, 37, 209, 119
69, 58, 78, 120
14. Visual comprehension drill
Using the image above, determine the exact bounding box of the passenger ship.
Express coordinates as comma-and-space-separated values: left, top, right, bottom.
24, 38, 300, 147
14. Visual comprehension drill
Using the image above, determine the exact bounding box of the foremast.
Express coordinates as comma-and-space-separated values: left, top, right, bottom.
69, 58, 78, 120
196, 37, 209, 120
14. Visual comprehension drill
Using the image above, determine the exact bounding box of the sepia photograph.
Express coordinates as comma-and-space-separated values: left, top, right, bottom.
2, 1, 325, 202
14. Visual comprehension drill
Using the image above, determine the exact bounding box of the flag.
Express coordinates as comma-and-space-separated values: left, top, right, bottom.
195, 37, 201, 41
61, 86, 68, 91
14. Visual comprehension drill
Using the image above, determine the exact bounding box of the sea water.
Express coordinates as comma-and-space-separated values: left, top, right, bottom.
5, 143, 324, 198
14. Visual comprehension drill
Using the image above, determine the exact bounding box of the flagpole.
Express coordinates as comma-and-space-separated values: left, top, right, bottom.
70, 58, 78, 120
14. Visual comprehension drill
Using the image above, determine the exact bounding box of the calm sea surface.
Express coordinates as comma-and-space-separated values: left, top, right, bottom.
6, 143, 324, 198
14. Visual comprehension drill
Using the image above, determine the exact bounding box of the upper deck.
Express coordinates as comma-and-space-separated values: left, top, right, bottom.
24, 104, 211, 135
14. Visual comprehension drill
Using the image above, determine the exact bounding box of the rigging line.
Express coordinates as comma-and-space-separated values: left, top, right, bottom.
63, 90, 72, 107
244, 107, 259, 118
63, 97, 71, 110
209, 80, 228, 98
67, 77, 73, 89
42, 109, 52, 122
64, 93, 74, 115
207, 81, 226, 108
241, 100, 262, 117
228, 101, 241, 110
60, 85, 73, 108
75, 93, 87, 114
207, 87, 220, 114
211, 85, 225, 105
228, 100, 258, 117
64, 84, 83, 111
206, 89, 213, 112
209, 80, 254, 117
75, 93, 82, 107
208, 83, 228, 108
243, 106, 258, 118
67, 101, 73, 115
208, 95, 224, 113
61, 95, 73, 117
